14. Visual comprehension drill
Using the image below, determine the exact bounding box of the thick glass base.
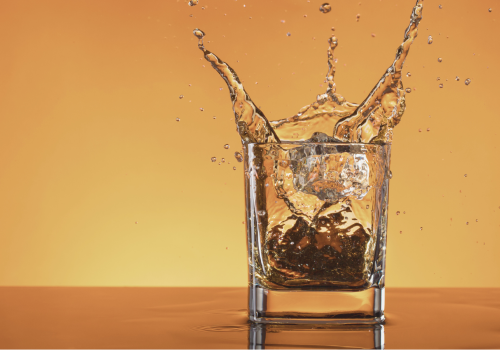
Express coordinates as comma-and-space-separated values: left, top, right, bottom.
248, 286, 385, 325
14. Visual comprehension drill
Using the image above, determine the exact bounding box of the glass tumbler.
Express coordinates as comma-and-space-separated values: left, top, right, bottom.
244, 142, 391, 324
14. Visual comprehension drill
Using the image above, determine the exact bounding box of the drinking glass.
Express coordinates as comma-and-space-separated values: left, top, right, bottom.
244, 142, 390, 324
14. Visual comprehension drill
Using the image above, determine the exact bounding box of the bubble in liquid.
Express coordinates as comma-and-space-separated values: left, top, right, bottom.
356, 13, 361, 21
221, 158, 225, 163
465, 78, 471, 85
476, 219, 478, 222
200, 108, 204, 111
400, 231, 402, 234
396, 211, 400, 215
489, 8, 492, 12
346, 199, 352, 206
257, 210, 266, 216
135, 221, 138, 224
455, 76, 460, 81
280, 19, 285, 23
437, 77, 441, 81
224, 144, 230, 149
319, 3, 332, 13
439, 84, 444, 88
405, 88, 412, 93
406, 72, 411, 77
176, 118, 180, 122
428, 36, 433, 44
464, 174, 467, 177
466, 222, 469, 225
193, 28, 205, 39
439, 4, 442, 9
233, 166, 236, 170
420, 227, 423, 230
179, 95, 184, 99
213, 116, 216, 120
371, 33, 376, 37
389, 170, 393, 179
366, 205, 369, 209
438, 57, 443, 62
211, 157, 216, 162
234, 152, 243, 162
419, 128, 422, 132
286, 32, 291, 37
188, 0, 199, 6
427, 128, 430, 131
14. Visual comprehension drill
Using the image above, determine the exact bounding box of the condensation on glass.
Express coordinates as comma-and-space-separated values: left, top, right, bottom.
244, 142, 390, 324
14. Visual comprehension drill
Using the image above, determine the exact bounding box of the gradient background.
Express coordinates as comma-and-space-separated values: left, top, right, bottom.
0, 0, 498, 287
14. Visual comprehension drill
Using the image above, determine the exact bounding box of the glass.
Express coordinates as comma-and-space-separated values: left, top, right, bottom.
244, 142, 391, 324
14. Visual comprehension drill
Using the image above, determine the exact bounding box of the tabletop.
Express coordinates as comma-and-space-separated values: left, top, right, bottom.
0, 287, 499, 349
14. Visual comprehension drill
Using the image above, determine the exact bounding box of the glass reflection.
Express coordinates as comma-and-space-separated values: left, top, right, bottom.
248, 323, 384, 349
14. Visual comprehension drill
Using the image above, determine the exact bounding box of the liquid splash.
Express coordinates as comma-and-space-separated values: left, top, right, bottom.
194, 0, 423, 145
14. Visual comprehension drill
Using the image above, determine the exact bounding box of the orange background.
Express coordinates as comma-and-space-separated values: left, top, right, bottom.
0, 0, 498, 287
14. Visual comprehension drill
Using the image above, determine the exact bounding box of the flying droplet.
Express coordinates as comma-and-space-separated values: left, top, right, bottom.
428, 36, 433, 44
213, 116, 216, 120
405, 88, 412, 93
439, 4, 442, 9
420, 227, 423, 230
221, 158, 225, 163
319, 3, 332, 13
419, 129, 422, 132
437, 77, 441, 81
465, 78, 471, 85
233, 167, 236, 170
476, 219, 478, 222
389, 170, 393, 179
135, 221, 138, 224
188, 0, 199, 6
439, 84, 444, 88
489, 8, 492, 12
406, 72, 411, 77
356, 13, 361, 21
179, 95, 184, 99
234, 152, 243, 162
466, 222, 469, 225
193, 28, 205, 39
396, 211, 400, 215
464, 174, 467, 177
200, 108, 204, 111
280, 19, 285, 23
346, 199, 352, 206
211, 157, 216, 162
366, 205, 369, 209
224, 144, 230, 149
400, 231, 402, 234
455, 76, 460, 81
286, 32, 291, 37
427, 128, 430, 131
257, 210, 266, 216
438, 57, 443, 62
175, 118, 180, 122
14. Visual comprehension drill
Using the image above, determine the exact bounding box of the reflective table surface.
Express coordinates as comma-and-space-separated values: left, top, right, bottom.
0, 287, 499, 348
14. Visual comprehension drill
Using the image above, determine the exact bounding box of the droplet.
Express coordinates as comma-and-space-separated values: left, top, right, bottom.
224, 144, 230, 149
135, 221, 138, 224
476, 219, 478, 222
188, 0, 199, 6
428, 36, 433, 44
234, 152, 243, 162
213, 116, 216, 120
319, 3, 332, 13
221, 158, 225, 163
419, 128, 422, 132
211, 157, 216, 162
400, 231, 402, 234
366, 205, 369, 209
489, 8, 492, 12
200, 108, 204, 111
175, 118, 180, 122
464, 174, 467, 177
280, 19, 285, 23
389, 170, 393, 179
179, 95, 184, 99
437, 77, 441, 81
403, 211, 406, 214
258, 210, 266, 216
286, 32, 291, 36
420, 227, 423, 230
455, 76, 460, 81
356, 13, 361, 21
405, 88, 412, 93
439, 4, 442, 9
233, 166, 236, 170
346, 199, 352, 206
466, 222, 469, 225
396, 211, 400, 215
193, 28, 205, 39
439, 84, 443, 88
465, 78, 471, 85
406, 72, 411, 77
438, 57, 443, 62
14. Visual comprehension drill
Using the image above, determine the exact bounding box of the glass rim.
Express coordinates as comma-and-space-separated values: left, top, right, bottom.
245, 142, 391, 146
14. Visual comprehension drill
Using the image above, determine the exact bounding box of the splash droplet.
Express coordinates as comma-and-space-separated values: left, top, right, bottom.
257, 210, 266, 216
193, 28, 205, 39
176, 118, 180, 122
438, 57, 443, 62
489, 8, 492, 12
400, 231, 402, 234
439, 84, 443, 88
420, 227, 423, 230
234, 152, 243, 162
213, 116, 216, 120
406, 72, 411, 77
286, 32, 291, 37
465, 78, 471, 85
135, 221, 138, 224
211, 157, 216, 162
464, 174, 467, 177
396, 211, 400, 215
427, 128, 430, 131
476, 219, 478, 222
419, 128, 422, 132
366, 205, 369, 209
200, 108, 204, 111
356, 13, 361, 21
455, 76, 460, 81
437, 77, 441, 81
389, 170, 393, 179
188, 0, 199, 6
428, 36, 433, 44
439, 4, 442, 9
319, 3, 332, 13
224, 144, 230, 149
405, 88, 412, 93
233, 166, 236, 170
179, 95, 184, 99
221, 158, 225, 163
466, 222, 469, 225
